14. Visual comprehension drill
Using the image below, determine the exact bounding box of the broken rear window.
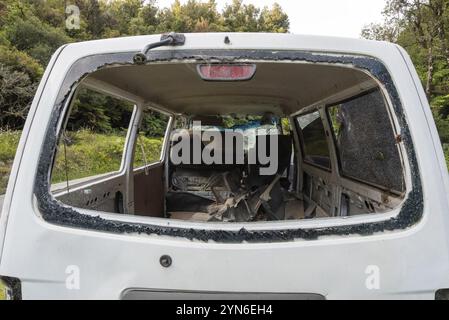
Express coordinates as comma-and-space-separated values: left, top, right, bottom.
327, 89, 405, 192
34, 49, 420, 242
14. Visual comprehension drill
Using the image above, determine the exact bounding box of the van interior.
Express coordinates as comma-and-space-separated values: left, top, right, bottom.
51, 61, 406, 223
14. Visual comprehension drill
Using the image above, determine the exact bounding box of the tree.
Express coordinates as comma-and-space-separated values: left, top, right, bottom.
259, 3, 289, 33
84, 0, 106, 38
105, 0, 143, 35
0, 0, 290, 131
362, 0, 449, 144
362, 0, 448, 99
0, 64, 37, 129
222, 0, 260, 32
156, 0, 224, 33
6, 15, 71, 64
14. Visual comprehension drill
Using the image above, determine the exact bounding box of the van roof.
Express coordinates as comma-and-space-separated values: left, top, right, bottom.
60, 33, 399, 116
63, 32, 398, 59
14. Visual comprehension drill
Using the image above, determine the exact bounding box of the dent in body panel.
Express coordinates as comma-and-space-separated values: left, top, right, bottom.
34, 50, 423, 243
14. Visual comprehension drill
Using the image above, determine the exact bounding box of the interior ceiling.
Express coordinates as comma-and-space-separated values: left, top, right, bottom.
86, 61, 375, 115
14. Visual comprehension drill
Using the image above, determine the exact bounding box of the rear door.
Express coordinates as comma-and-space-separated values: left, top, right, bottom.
1, 35, 449, 300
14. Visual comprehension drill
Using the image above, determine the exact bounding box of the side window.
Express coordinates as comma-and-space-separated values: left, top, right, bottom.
133, 108, 170, 169
297, 111, 331, 169
51, 87, 134, 185
327, 89, 404, 192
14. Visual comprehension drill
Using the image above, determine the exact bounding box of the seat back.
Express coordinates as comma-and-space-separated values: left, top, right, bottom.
247, 135, 292, 188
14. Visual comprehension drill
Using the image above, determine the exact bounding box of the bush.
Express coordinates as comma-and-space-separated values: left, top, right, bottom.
0, 130, 21, 194
0, 64, 37, 129
0, 45, 43, 80
5, 16, 71, 65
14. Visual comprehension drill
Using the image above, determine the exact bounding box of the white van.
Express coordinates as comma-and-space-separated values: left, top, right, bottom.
1, 33, 449, 300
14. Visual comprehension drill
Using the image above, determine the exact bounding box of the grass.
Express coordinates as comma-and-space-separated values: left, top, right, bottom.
0, 280, 8, 300
0, 130, 21, 194
0, 130, 163, 194
52, 130, 163, 183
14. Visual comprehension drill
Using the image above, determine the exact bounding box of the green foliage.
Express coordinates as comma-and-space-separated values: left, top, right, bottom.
433, 94, 449, 119
0, 0, 290, 132
362, 0, 449, 168
0, 64, 37, 129
0, 0, 290, 192
156, 0, 223, 33
0, 45, 43, 80
134, 132, 164, 168
0, 130, 20, 162
281, 118, 291, 134
0, 130, 21, 194
443, 144, 449, 167
68, 87, 134, 133
5, 15, 71, 64
362, 0, 449, 98
259, 3, 289, 33
139, 110, 170, 138
221, 0, 289, 33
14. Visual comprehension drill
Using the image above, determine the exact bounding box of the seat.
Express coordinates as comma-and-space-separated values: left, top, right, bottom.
246, 134, 293, 189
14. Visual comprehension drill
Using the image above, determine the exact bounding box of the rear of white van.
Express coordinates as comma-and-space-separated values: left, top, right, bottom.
1, 33, 449, 300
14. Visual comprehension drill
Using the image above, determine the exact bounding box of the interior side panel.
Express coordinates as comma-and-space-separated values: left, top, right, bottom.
54, 174, 127, 213
133, 164, 165, 217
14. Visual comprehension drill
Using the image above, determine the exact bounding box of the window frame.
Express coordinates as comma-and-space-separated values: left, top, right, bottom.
50, 84, 138, 189
132, 104, 173, 172
34, 50, 421, 243
295, 109, 333, 172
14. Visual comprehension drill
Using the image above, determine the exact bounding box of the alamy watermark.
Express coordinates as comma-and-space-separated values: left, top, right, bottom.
170, 121, 279, 176
365, 265, 380, 290
65, 265, 80, 290
65, 4, 80, 30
